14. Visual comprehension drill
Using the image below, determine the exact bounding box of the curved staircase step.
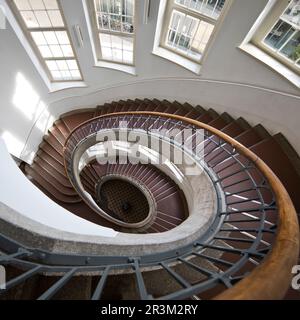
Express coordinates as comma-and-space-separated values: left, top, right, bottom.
30, 163, 78, 196
34, 156, 72, 188
25, 166, 81, 203
61, 111, 95, 131
250, 137, 300, 211
37, 150, 66, 176
39, 141, 64, 165
43, 134, 63, 154
55, 119, 70, 139
48, 125, 66, 146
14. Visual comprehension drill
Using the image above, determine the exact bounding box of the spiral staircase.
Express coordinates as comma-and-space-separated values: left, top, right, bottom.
0, 99, 299, 300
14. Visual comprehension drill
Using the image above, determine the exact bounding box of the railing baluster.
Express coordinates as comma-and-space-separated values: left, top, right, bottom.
91, 266, 110, 300
3, 266, 41, 291
178, 258, 214, 277
192, 252, 234, 267
214, 236, 254, 243
160, 262, 191, 288
38, 268, 77, 300
132, 259, 148, 300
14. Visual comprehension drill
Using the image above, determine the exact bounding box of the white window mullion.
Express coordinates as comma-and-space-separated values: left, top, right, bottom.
212, 0, 219, 17
265, 20, 285, 44
198, 21, 210, 52
277, 29, 297, 52
199, 0, 205, 14
175, 14, 186, 48
187, 18, 200, 53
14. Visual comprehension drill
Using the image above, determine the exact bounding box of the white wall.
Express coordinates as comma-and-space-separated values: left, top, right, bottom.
0, 0, 300, 161
0, 138, 117, 237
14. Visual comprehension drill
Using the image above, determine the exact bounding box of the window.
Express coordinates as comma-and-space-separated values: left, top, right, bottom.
8, 0, 82, 82
89, 0, 135, 65
161, 0, 227, 62
252, 0, 300, 74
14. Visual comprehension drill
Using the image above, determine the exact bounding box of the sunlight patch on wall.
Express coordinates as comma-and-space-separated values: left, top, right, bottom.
12, 72, 47, 122
1, 131, 24, 157
35, 109, 55, 133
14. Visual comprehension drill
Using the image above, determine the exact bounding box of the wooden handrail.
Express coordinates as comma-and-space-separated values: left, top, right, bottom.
64, 111, 299, 300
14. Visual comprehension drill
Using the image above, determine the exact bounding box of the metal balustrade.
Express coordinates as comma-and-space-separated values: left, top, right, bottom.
0, 112, 298, 300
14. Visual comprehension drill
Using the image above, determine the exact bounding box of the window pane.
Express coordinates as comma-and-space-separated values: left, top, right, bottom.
99, 33, 133, 64
46, 60, 58, 70
122, 16, 134, 33
280, 31, 300, 61
43, 31, 59, 44
66, 60, 79, 69
95, 0, 135, 34
56, 60, 69, 70
43, 0, 59, 10
48, 10, 64, 27
123, 36, 133, 51
264, 20, 295, 50
14, 0, 31, 11
31, 31, 47, 45
47, 59, 81, 80
55, 31, 70, 45
112, 48, 123, 61
33, 10, 52, 27
123, 50, 133, 63
109, 14, 122, 32
60, 70, 72, 79
70, 70, 81, 79
21, 11, 39, 28
175, 0, 226, 20
102, 47, 113, 60
39, 45, 53, 57
193, 20, 214, 55
29, 0, 45, 10
51, 70, 62, 80
282, 0, 300, 28
61, 44, 74, 57
166, 10, 214, 60
100, 33, 111, 47
111, 34, 122, 49
49, 44, 63, 57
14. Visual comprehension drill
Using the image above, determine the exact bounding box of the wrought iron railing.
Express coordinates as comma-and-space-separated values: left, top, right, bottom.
0, 112, 298, 300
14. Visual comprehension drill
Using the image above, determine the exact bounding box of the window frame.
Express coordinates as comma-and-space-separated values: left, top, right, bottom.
86, 0, 136, 67
251, 0, 300, 75
7, 0, 83, 83
160, 0, 231, 64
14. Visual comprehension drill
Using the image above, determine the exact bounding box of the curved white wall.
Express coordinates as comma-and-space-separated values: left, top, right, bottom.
0, 0, 299, 161
0, 138, 117, 237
